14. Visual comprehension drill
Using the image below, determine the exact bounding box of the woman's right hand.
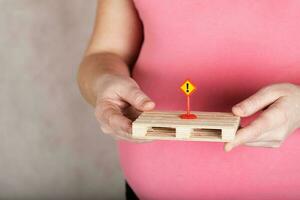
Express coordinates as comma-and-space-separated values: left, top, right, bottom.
94, 73, 155, 142
77, 0, 148, 141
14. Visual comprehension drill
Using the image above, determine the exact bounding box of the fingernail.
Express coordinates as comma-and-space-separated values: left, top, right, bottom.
143, 101, 155, 110
233, 105, 244, 116
225, 144, 234, 152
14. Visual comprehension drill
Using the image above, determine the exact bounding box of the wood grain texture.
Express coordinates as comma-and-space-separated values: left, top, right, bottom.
132, 111, 240, 142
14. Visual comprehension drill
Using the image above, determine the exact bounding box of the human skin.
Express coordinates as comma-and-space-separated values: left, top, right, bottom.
77, 0, 155, 142
225, 83, 300, 151
77, 0, 300, 150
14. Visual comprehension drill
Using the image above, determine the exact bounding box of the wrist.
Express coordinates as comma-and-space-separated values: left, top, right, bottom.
78, 52, 130, 106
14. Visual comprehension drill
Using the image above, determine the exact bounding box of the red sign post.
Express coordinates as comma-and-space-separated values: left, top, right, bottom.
179, 79, 197, 119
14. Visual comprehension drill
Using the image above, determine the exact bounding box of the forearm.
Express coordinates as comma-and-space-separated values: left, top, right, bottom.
77, 52, 130, 106
78, 0, 143, 106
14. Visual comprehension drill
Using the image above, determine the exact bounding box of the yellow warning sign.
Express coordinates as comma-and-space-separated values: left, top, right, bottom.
180, 79, 196, 96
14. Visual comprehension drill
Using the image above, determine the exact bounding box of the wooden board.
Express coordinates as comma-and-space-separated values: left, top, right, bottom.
132, 111, 240, 142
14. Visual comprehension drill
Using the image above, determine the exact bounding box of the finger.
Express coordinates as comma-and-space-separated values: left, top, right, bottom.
96, 100, 153, 143
225, 101, 286, 151
119, 86, 155, 111
224, 140, 281, 151
112, 130, 153, 143
95, 101, 132, 133
232, 84, 287, 117
244, 141, 281, 148
123, 106, 142, 121
99, 124, 141, 141
114, 136, 153, 143
102, 126, 141, 144
100, 125, 114, 135
254, 125, 288, 142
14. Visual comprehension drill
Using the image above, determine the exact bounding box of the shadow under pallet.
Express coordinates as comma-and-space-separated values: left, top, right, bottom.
132, 111, 240, 142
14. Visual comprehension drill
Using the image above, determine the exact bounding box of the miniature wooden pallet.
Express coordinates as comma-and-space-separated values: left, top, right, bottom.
132, 111, 240, 142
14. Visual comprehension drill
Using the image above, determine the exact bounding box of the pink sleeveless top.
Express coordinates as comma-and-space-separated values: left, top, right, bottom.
118, 1, 300, 199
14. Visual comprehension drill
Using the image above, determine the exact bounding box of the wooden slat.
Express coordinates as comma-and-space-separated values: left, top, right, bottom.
134, 122, 235, 128
143, 111, 234, 116
132, 111, 240, 142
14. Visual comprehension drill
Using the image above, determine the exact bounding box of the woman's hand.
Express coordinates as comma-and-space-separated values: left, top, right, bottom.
77, 0, 149, 142
94, 73, 155, 142
225, 83, 300, 152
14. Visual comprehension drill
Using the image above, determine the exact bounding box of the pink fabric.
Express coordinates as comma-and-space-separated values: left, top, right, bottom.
118, 1, 300, 199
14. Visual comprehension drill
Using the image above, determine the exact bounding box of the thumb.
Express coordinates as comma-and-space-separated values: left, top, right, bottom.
121, 86, 155, 111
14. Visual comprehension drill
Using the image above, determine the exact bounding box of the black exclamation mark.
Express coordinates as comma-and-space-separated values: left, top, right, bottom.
186, 83, 189, 93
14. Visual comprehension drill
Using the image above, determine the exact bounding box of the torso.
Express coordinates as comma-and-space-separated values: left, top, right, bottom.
118, 1, 300, 199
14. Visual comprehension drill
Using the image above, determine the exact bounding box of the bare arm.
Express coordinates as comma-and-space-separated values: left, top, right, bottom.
77, 0, 155, 141
78, 0, 143, 106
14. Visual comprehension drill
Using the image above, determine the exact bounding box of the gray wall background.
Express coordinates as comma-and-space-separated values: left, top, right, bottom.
0, 0, 124, 199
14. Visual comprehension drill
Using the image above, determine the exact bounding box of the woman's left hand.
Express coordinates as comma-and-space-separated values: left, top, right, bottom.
225, 83, 300, 152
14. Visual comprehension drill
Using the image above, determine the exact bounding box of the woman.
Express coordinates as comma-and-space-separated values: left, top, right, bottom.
78, 0, 300, 199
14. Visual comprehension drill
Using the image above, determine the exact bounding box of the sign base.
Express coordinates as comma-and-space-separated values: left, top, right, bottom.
179, 113, 197, 119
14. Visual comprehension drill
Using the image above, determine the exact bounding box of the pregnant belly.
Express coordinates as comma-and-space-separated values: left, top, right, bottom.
130, 60, 300, 113
118, 129, 300, 200
118, 65, 300, 199
119, 0, 300, 198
